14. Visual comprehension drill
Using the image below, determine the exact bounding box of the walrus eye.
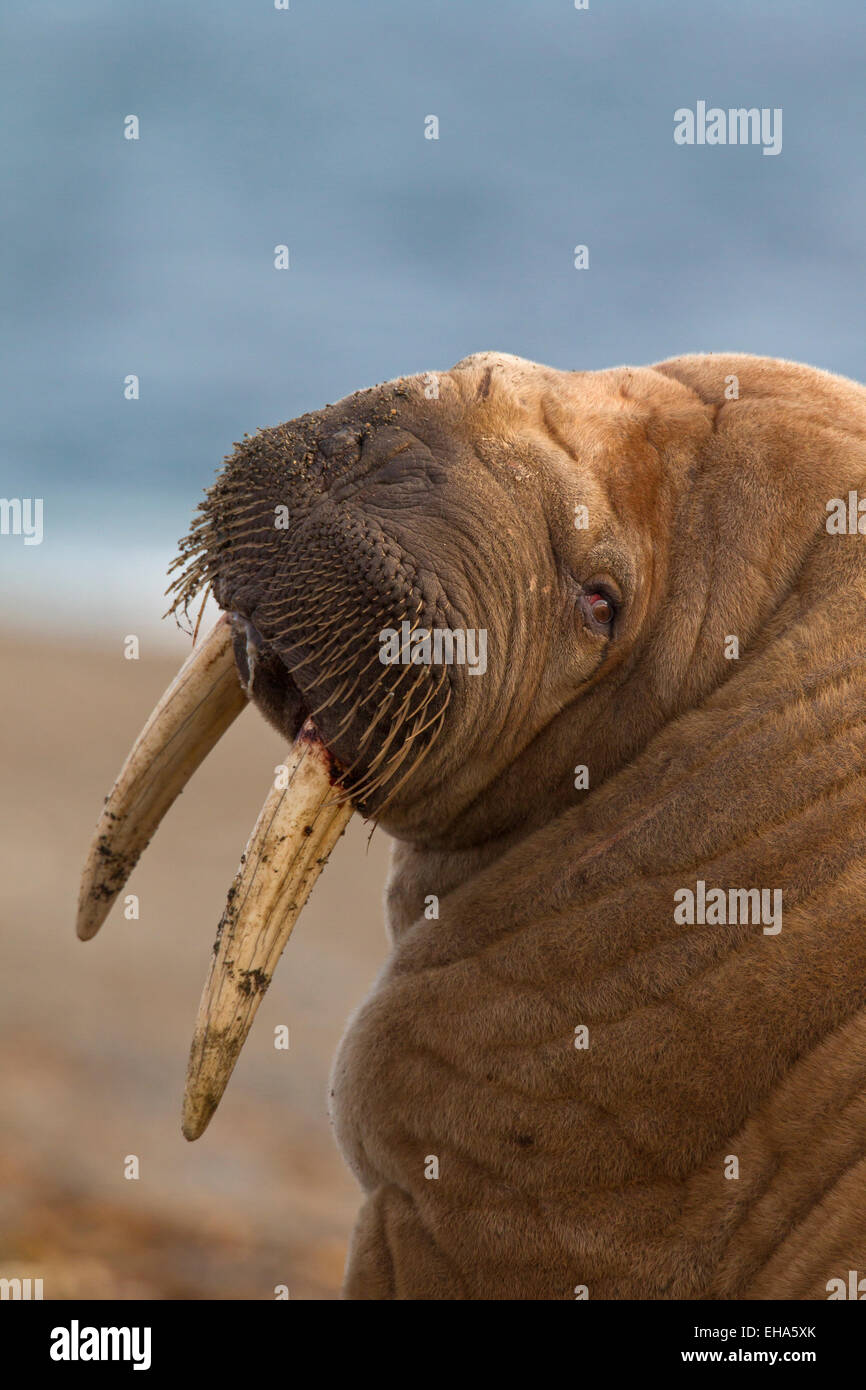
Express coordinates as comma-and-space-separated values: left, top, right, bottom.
579, 587, 617, 635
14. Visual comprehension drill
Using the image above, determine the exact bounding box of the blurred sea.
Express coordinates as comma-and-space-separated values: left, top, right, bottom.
3, 0, 866, 646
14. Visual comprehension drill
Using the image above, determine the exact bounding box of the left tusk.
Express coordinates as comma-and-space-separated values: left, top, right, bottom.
182, 723, 353, 1141
77, 614, 248, 942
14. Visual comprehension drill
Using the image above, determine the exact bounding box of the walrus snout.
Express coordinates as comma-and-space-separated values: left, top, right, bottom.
178, 399, 479, 822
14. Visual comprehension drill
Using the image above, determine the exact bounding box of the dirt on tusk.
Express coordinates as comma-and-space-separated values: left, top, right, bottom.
181, 726, 353, 1141
76, 615, 248, 942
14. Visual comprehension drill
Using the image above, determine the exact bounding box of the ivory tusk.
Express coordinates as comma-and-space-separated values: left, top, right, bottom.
76, 615, 248, 941
182, 725, 353, 1140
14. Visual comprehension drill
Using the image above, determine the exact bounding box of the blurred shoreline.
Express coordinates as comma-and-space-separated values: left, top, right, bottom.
0, 628, 390, 1299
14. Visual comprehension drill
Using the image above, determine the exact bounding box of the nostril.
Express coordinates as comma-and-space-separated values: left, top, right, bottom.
317, 429, 363, 470
230, 614, 263, 696
228, 613, 312, 742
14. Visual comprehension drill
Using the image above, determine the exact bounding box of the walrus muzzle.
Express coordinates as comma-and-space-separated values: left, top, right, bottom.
76, 612, 353, 1139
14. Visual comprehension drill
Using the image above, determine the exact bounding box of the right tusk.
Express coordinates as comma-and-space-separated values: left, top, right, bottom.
77, 614, 248, 941
182, 724, 353, 1141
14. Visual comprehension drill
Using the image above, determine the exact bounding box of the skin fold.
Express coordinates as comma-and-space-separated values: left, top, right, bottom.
172, 351, 866, 1299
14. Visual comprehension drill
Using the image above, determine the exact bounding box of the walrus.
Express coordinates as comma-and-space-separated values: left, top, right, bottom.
78, 351, 866, 1300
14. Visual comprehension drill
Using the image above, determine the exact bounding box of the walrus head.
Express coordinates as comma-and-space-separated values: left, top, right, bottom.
77, 350, 866, 1149
163, 352, 706, 843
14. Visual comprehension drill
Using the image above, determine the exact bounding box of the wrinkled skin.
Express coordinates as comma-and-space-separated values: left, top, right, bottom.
176, 351, 866, 1298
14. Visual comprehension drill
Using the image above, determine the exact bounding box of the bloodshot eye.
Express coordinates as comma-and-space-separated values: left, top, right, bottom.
587, 593, 613, 624
578, 586, 617, 636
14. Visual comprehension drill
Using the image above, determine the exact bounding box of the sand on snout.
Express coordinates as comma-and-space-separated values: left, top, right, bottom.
0, 630, 390, 1300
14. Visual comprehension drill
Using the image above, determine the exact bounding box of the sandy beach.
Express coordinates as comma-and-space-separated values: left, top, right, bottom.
0, 630, 391, 1299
